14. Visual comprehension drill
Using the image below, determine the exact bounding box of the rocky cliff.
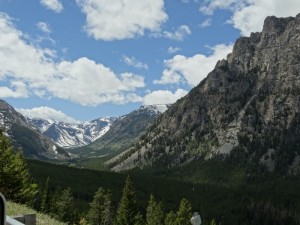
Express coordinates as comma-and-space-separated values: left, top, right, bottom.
111, 14, 300, 174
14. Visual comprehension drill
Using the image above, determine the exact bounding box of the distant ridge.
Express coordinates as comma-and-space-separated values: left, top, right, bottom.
0, 100, 71, 160
70, 104, 169, 158
27, 117, 116, 148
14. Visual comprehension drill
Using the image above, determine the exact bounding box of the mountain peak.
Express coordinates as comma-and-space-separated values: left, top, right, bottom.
110, 14, 300, 174
140, 104, 169, 114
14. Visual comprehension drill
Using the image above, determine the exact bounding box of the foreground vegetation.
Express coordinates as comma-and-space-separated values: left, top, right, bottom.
1, 129, 300, 224
27, 159, 300, 225
7, 201, 66, 225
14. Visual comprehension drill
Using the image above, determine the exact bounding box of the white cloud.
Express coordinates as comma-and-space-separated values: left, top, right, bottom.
231, 0, 300, 36
0, 81, 28, 98
122, 55, 149, 70
199, 18, 212, 28
154, 25, 192, 41
200, 0, 300, 36
143, 89, 188, 105
199, 0, 243, 16
18, 106, 79, 123
76, 0, 168, 41
40, 0, 63, 13
0, 13, 145, 106
36, 21, 51, 34
168, 47, 181, 54
155, 44, 233, 87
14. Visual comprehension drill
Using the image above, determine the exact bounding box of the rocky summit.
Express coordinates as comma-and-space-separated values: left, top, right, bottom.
110, 14, 300, 175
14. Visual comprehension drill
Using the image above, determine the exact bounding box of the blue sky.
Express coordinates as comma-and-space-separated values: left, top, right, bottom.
0, 0, 299, 122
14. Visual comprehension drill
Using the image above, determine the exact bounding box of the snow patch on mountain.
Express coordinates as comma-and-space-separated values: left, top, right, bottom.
27, 117, 116, 148
140, 104, 169, 116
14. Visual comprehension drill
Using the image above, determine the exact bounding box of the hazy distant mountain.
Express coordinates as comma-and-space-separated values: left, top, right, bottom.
27, 117, 116, 148
71, 104, 169, 158
110, 15, 300, 175
0, 100, 70, 160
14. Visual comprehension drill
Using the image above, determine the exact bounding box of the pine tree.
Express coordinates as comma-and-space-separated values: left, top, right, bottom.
146, 194, 164, 225
115, 176, 139, 225
41, 177, 51, 213
56, 188, 77, 224
165, 211, 176, 225
175, 198, 193, 225
87, 187, 113, 225
0, 131, 37, 203
210, 219, 217, 225
134, 212, 144, 225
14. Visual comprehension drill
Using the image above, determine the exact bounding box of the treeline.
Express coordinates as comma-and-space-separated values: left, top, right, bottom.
39, 176, 199, 225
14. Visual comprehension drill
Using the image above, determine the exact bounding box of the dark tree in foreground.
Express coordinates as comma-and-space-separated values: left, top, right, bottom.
87, 187, 113, 225
0, 130, 37, 203
56, 188, 77, 224
175, 198, 193, 225
114, 176, 139, 225
41, 177, 51, 213
146, 194, 164, 225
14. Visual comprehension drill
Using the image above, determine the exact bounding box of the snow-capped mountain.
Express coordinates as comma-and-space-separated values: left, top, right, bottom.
0, 100, 71, 160
27, 117, 117, 148
71, 104, 170, 158
139, 104, 169, 116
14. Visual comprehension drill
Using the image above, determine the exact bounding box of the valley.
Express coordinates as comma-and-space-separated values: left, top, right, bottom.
1, 12, 300, 225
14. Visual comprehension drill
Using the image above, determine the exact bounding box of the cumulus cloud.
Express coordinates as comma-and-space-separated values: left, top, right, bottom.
154, 25, 192, 41
200, 0, 300, 36
0, 81, 28, 98
18, 106, 79, 123
143, 89, 188, 105
0, 13, 145, 106
76, 0, 168, 41
199, 0, 243, 16
122, 55, 148, 70
40, 0, 63, 13
155, 44, 233, 87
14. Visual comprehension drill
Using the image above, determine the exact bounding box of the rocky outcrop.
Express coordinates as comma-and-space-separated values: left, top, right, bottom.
111, 14, 300, 174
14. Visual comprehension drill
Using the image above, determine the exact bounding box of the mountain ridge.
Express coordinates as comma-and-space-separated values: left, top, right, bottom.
27, 117, 116, 148
110, 14, 300, 174
0, 100, 71, 160
70, 104, 169, 158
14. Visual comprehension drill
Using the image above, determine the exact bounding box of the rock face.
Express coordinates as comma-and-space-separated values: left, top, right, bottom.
0, 100, 71, 160
111, 15, 300, 174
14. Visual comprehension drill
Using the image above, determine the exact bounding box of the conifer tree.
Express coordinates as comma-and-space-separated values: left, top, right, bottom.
0, 131, 37, 203
175, 198, 193, 225
115, 176, 139, 225
164, 211, 176, 225
146, 194, 164, 225
210, 219, 217, 225
134, 212, 144, 225
41, 177, 51, 213
56, 187, 76, 224
87, 187, 113, 225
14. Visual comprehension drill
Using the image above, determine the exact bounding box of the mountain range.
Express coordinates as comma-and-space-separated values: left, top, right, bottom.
0, 98, 168, 161
0, 100, 71, 160
109, 14, 300, 175
70, 104, 168, 158
27, 117, 116, 149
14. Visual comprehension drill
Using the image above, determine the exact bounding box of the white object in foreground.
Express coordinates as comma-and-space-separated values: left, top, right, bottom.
191, 212, 202, 225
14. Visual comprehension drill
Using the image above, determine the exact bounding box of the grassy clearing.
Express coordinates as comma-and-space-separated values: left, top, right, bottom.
6, 201, 66, 225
